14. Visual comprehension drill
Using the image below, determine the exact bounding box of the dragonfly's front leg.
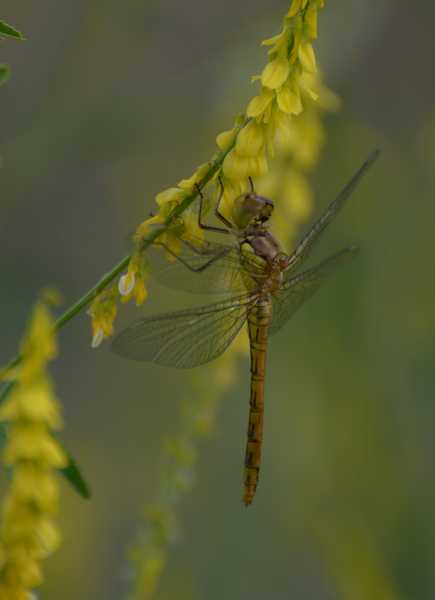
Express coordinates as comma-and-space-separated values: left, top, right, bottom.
195, 183, 233, 235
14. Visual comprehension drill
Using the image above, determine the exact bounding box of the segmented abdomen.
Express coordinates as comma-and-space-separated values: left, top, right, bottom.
244, 297, 272, 506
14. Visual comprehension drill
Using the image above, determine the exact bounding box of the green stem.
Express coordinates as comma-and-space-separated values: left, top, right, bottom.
0, 117, 248, 405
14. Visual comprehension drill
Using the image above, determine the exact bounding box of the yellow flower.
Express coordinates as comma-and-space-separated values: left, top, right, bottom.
0, 296, 66, 597
235, 121, 266, 157
246, 89, 275, 119
216, 128, 237, 151
298, 42, 317, 73
155, 187, 187, 219
118, 252, 149, 306
222, 149, 268, 181
88, 287, 118, 347
287, 0, 308, 18
177, 162, 210, 191
261, 57, 290, 90
276, 80, 303, 115
305, 4, 318, 38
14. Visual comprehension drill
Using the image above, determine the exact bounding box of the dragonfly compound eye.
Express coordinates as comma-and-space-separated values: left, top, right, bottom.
232, 193, 275, 229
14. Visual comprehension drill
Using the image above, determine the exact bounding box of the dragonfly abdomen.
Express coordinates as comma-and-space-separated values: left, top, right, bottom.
244, 298, 272, 506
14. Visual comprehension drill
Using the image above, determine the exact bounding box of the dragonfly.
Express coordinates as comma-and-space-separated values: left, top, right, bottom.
112, 150, 380, 506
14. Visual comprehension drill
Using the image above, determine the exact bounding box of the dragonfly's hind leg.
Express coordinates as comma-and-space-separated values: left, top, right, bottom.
154, 241, 228, 273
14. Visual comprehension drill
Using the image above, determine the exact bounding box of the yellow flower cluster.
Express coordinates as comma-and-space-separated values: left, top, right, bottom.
88, 0, 326, 346
218, 0, 325, 216
0, 296, 67, 598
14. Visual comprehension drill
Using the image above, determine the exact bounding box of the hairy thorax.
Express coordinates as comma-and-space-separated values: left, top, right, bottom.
242, 228, 290, 295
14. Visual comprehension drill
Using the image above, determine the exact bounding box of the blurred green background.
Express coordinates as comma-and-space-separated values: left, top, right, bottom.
2, 1, 435, 598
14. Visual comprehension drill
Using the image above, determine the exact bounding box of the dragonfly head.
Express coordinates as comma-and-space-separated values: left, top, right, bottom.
232, 192, 274, 230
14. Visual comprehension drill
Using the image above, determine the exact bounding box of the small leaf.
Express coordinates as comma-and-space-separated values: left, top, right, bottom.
60, 450, 91, 499
0, 418, 90, 499
0, 64, 10, 86
0, 20, 24, 40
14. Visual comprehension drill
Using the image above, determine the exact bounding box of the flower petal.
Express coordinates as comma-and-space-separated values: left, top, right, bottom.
261, 57, 290, 89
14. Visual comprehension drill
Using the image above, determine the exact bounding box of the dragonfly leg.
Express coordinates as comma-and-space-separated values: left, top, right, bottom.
196, 183, 231, 235
215, 177, 235, 229
155, 241, 229, 273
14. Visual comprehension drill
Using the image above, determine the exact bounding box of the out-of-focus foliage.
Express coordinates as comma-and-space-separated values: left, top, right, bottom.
1, 1, 435, 600
0, 293, 66, 597
0, 18, 23, 86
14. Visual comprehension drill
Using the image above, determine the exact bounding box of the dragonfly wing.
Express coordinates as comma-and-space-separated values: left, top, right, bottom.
112, 294, 255, 368
270, 246, 358, 336
286, 150, 379, 273
149, 240, 256, 295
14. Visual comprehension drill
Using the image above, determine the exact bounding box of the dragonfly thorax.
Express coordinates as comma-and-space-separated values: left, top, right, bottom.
231, 192, 274, 230
245, 229, 285, 265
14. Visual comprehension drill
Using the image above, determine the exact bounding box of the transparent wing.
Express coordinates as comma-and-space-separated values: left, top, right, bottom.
286, 150, 379, 275
270, 247, 358, 335
112, 293, 255, 368
148, 238, 259, 295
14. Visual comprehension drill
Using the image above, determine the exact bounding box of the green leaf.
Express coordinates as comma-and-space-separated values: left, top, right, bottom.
60, 450, 92, 500
0, 20, 24, 40
0, 64, 10, 86
0, 421, 90, 499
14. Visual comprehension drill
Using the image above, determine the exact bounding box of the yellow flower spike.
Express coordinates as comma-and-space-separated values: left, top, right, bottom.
0, 295, 67, 597
261, 57, 290, 90
246, 88, 275, 119
277, 81, 303, 115
235, 121, 266, 157
298, 42, 317, 73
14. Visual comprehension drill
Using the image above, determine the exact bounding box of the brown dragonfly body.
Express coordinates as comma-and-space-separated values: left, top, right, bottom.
243, 228, 289, 504
113, 151, 379, 506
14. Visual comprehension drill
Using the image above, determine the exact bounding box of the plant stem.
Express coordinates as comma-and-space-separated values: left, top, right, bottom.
0, 117, 248, 405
